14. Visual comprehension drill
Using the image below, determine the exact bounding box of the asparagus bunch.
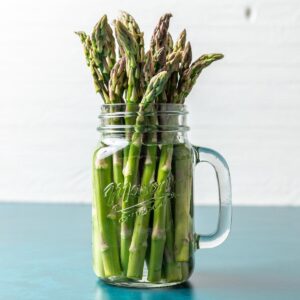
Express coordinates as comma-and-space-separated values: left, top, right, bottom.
76, 11, 224, 283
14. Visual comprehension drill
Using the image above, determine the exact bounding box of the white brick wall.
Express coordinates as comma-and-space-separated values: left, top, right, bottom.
0, 0, 299, 205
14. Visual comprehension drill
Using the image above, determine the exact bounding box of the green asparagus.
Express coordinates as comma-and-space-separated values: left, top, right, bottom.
91, 15, 116, 87
120, 71, 169, 272
175, 53, 224, 103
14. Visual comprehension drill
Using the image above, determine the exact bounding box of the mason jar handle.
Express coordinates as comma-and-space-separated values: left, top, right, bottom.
193, 146, 232, 249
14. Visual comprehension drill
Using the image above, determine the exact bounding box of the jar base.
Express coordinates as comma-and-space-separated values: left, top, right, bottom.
100, 277, 186, 288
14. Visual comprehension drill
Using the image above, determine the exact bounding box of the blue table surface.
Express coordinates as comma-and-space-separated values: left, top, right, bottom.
0, 204, 299, 300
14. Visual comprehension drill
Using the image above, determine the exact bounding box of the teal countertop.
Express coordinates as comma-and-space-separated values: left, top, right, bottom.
0, 204, 299, 300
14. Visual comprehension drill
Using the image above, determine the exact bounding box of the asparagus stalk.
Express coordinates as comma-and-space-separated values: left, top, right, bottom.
150, 13, 173, 72
114, 20, 141, 170
114, 18, 143, 262
120, 11, 145, 63
75, 32, 110, 102
180, 214, 194, 281
119, 11, 144, 98
108, 57, 127, 222
164, 198, 182, 282
148, 133, 178, 282
77, 26, 119, 276
173, 29, 186, 52
109, 56, 127, 104
93, 148, 122, 277
143, 51, 154, 81
179, 41, 192, 77
126, 51, 157, 279
175, 53, 224, 103
151, 13, 173, 102
156, 104, 188, 282
120, 71, 169, 272
148, 144, 173, 282
92, 161, 105, 277
114, 23, 141, 264
115, 20, 140, 103
173, 143, 193, 262
91, 15, 116, 88
166, 30, 187, 102
164, 49, 183, 102
166, 33, 174, 56
126, 136, 157, 279
163, 51, 182, 104
147, 47, 182, 282
75, 31, 91, 66
141, 50, 154, 94
92, 210, 105, 277
90, 60, 110, 103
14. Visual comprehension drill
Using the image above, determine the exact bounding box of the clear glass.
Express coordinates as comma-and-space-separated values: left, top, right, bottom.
92, 104, 232, 288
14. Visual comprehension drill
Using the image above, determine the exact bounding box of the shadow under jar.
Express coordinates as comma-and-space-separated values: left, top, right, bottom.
92, 103, 232, 288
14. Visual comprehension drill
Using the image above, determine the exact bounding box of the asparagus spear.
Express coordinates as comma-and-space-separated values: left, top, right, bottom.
108, 57, 127, 219
165, 42, 192, 268
91, 15, 116, 88
166, 32, 174, 56
152, 47, 165, 75
75, 31, 91, 66
165, 43, 192, 265
164, 49, 182, 100
77, 26, 118, 277
92, 161, 105, 278
114, 20, 141, 170
143, 51, 155, 84
173, 29, 186, 52
150, 13, 172, 72
120, 71, 169, 272
90, 60, 110, 103
126, 135, 157, 279
173, 143, 193, 262
147, 37, 185, 282
120, 11, 145, 63
93, 148, 122, 277
164, 199, 182, 281
75, 32, 110, 102
148, 143, 173, 282
162, 44, 192, 274
175, 53, 224, 103
115, 20, 140, 103
179, 41, 192, 77
109, 56, 127, 104
166, 30, 187, 102
147, 48, 182, 282
119, 11, 145, 103
164, 50, 183, 74
140, 50, 154, 95
126, 51, 156, 279
92, 210, 105, 277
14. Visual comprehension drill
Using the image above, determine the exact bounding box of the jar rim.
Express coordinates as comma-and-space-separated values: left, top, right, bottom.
100, 103, 187, 108
98, 103, 189, 134
99, 103, 188, 116
97, 124, 190, 134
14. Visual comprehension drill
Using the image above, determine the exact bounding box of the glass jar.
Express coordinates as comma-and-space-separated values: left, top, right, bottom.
92, 104, 232, 288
